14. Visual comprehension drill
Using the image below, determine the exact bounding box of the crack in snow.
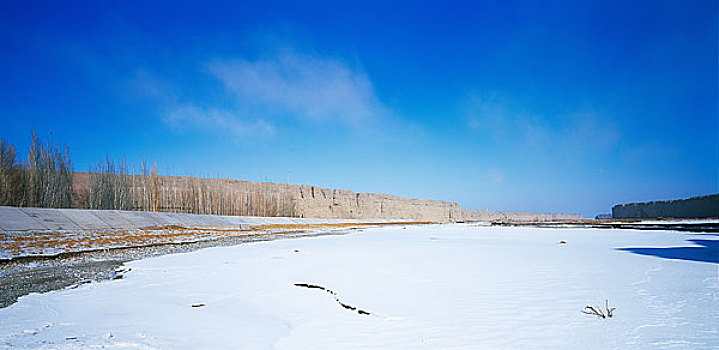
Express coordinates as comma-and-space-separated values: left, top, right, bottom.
294, 283, 371, 315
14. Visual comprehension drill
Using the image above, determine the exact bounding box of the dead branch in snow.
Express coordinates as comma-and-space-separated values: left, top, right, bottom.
583, 299, 615, 319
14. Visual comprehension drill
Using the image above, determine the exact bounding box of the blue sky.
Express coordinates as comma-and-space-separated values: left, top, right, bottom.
1, 0, 716, 217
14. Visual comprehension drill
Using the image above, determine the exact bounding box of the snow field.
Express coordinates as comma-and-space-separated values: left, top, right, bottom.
0, 224, 716, 349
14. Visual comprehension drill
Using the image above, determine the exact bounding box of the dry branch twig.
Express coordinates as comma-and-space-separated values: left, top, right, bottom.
582, 299, 615, 319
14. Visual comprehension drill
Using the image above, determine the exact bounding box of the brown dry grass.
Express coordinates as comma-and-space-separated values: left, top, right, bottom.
1, 221, 426, 259
251, 221, 427, 231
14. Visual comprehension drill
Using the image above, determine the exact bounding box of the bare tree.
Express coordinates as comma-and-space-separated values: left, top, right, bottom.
0, 139, 24, 206
1, 132, 300, 217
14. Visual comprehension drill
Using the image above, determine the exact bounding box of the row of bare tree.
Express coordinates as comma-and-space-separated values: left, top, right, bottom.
0, 132, 73, 208
80, 159, 297, 217
1, 134, 297, 217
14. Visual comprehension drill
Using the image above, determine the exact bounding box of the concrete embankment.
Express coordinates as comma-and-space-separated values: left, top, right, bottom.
0, 206, 406, 232
461, 209, 582, 223
0, 206, 418, 260
0, 204, 585, 233
612, 194, 718, 219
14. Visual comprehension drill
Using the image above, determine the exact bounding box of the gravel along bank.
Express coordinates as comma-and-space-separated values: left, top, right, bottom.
0, 228, 356, 308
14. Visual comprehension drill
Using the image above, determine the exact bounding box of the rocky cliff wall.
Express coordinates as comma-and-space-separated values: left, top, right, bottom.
72, 173, 461, 223
71, 173, 582, 223
461, 209, 582, 223
293, 185, 460, 222
612, 194, 719, 219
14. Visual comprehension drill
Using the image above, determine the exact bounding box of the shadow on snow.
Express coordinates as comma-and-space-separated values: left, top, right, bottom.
616, 239, 718, 264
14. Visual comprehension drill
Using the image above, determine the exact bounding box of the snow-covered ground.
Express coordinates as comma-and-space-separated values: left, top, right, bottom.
624, 219, 719, 224
1, 224, 716, 349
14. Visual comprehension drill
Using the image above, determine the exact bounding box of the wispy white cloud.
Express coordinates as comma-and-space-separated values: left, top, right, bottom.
129, 69, 177, 103
563, 112, 619, 152
207, 50, 387, 127
463, 93, 620, 156
487, 167, 504, 183
163, 105, 275, 137
129, 69, 275, 137
465, 94, 511, 142
132, 49, 390, 137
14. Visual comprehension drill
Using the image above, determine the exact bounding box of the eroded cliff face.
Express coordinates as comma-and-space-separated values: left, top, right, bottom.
461, 209, 582, 223
612, 194, 719, 219
292, 185, 460, 222
71, 173, 582, 223
72, 173, 461, 223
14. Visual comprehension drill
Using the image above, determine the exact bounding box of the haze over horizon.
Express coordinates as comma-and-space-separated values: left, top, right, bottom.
1, 1, 716, 217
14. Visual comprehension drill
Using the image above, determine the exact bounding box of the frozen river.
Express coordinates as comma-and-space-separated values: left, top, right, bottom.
1, 224, 716, 349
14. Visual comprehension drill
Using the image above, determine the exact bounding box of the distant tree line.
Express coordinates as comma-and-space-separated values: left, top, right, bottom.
0, 133, 296, 217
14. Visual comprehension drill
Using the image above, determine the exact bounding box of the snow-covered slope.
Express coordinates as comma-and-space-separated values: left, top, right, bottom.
0, 224, 716, 349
